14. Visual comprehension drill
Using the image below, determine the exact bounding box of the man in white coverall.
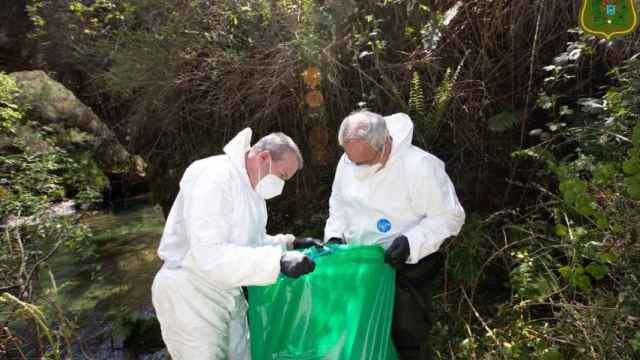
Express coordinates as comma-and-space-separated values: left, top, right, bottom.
151, 128, 316, 360
324, 110, 465, 359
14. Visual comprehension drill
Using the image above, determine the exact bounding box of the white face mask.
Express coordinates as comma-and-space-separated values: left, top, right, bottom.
352, 142, 385, 182
255, 158, 284, 200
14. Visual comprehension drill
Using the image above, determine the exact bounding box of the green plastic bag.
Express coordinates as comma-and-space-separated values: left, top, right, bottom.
248, 245, 397, 360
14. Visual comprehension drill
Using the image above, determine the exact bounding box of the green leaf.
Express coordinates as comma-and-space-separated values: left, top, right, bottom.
534, 275, 557, 299
595, 215, 609, 228
558, 265, 571, 278
404, 26, 415, 36
488, 111, 520, 133
575, 274, 591, 290
554, 224, 568, 236
585, 263, 608, 280
594, 163, 617, 185
547, 122, 566, 132
623, 158, 640, 175
624, 175, 640, 199
632, 125, 640, 146
511, 148, 541, 159
574, 226, 588, 238
575, 195, 596, 216
598, 252, 616, 263
559, 105, 574, 116
541, 348, 562, 360
559, 265, 591, 289
630, 331, 640, 351
537, 93, 554, 110
578, 98, 606, 113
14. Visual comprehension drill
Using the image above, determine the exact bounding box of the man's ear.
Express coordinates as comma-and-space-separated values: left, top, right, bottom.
258, 150, 271, 163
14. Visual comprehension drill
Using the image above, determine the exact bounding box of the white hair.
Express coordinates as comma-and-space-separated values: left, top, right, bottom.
338, 110, 389, 152
252, 132, 304, 169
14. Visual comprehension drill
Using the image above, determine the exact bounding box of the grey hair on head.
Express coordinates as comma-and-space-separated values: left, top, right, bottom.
338, 110, 389, 152
252, 132, 304, 169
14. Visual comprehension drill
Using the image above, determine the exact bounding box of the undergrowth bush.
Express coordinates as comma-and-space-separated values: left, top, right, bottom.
0, 72, 107, 358
437, 35, 640, 359
28, 0, 605, 215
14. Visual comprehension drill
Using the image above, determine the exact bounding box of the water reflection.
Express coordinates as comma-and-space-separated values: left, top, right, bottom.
42, 195, 165, 358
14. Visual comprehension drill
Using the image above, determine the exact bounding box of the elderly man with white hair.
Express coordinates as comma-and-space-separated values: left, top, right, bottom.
151, 128, 316, 360
324, 110, 465, 359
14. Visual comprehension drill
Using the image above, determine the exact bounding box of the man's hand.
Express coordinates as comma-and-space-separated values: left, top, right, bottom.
325, 237, 345, 245
384, 235, 410, 268
292, 237, 324, 250
280, 252, 316, 278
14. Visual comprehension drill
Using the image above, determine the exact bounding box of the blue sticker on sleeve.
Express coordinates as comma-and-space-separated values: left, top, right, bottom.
377, 218, 392, 233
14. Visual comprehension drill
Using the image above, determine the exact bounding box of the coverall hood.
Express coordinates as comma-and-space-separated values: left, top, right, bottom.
384, 112, 414, 166
223, 127, 253, 189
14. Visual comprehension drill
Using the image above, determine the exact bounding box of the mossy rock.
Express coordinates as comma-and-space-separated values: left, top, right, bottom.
9, 70, 144, 177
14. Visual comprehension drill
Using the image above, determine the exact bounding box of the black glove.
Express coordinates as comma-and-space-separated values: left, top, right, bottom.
384, 235, 410, 268
292, 237, 324, 250
280, 252, 316, 278
325, 237, 345, 245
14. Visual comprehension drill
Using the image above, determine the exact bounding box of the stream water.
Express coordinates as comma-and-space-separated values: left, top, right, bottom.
42, 195, 167, 359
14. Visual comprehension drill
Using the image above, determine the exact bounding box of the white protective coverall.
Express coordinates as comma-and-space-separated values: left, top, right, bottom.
324, 113, 465, 264
151, 128, 291, 360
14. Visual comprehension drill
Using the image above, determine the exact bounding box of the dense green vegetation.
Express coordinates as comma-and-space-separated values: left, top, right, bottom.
1, 0, 640, 358
0, 72, 107, 358
435, 44, 640, 359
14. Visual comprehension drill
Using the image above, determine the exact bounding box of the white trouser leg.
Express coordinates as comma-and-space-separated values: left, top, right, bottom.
152, 267, 244, 360
228, 295, 250, 360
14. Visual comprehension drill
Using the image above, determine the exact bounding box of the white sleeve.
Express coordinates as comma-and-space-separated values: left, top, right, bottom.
180, 170, 283, 289
324, 159, 348, 241
404, 160, 465, 263
263, 233, 294, 250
